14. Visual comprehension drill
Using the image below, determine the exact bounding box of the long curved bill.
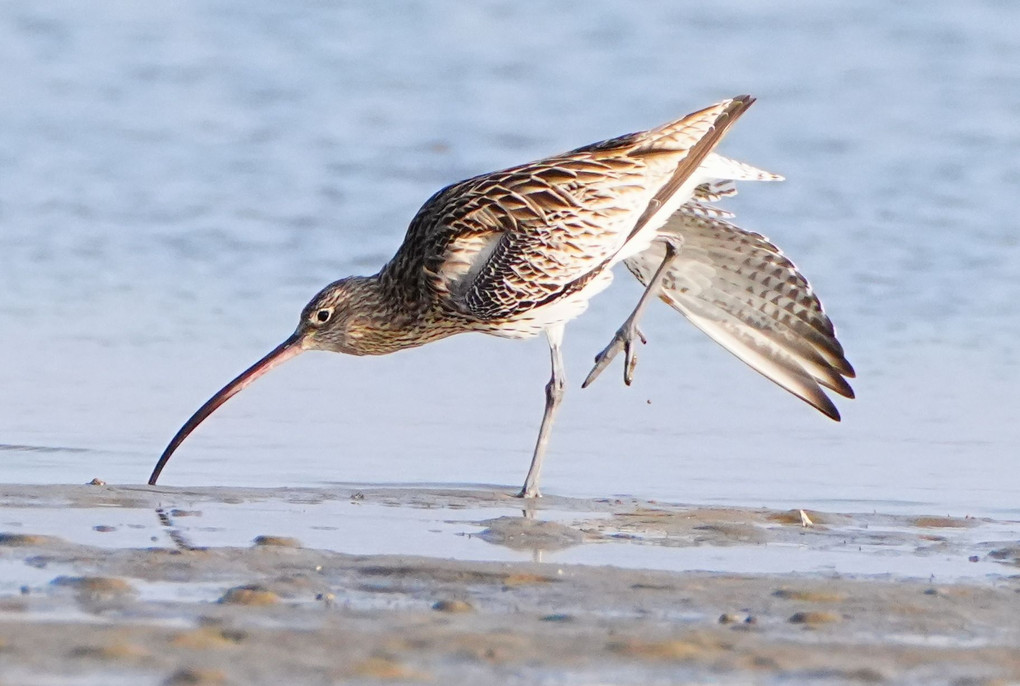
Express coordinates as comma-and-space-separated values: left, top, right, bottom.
148, 333, 305, 485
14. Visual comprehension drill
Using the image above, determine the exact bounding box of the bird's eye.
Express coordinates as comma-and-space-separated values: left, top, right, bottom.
314, 308, 333, 324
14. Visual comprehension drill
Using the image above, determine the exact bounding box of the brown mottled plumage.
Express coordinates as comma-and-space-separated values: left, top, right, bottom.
149, 95, 854, 496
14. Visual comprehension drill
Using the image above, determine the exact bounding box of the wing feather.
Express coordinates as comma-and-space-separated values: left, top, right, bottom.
386, 97, 759, 324
625, 213, 853, 419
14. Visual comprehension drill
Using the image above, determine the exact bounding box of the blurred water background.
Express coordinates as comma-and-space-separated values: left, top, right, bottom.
2, 1, 1018, 518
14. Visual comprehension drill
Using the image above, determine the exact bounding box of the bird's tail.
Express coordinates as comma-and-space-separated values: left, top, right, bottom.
690, 154, 784, 207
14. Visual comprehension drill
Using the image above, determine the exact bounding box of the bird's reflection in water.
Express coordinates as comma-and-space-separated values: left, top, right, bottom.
155, 507, 202, 552
473, 509, 586, 563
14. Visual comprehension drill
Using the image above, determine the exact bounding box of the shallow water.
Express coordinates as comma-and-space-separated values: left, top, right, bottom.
2, 2, 1019, 523
2, 486, 1015, 583
4, 489, 1019, 686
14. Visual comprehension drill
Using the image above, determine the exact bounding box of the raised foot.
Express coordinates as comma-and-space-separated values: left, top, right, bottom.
582, 322, 647, 388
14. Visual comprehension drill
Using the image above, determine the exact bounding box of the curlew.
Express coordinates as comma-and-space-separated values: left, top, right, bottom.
148, 95, 854, 497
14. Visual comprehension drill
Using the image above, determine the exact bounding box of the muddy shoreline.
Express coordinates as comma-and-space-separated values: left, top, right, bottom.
0, 484, 1018, 684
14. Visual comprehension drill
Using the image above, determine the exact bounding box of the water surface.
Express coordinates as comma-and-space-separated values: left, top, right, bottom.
1, 2, 1019, 519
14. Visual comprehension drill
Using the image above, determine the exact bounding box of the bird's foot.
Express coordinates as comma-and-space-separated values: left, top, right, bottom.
582, 322, 647, 388
514, 487, 542, 499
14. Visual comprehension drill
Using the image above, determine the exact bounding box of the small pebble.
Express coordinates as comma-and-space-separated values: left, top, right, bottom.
218, 585, 279, 606
51, 576, 136, 596
968, 555, 980, 563
719, 612, 756, 625
0, 533, 62, 547
351, 656, 420, 680
171, 627, 245, 649
789, 611, 841, 625
432, 599, 474, 613
773, 588, 844, 602
912, 516, 972, 529
502, 573, 553, 587
253, 535, 301, 548
87, 478, 106, 486
71, 643, 149, 660
161, 667, 229, 686
93, 525, 116, 533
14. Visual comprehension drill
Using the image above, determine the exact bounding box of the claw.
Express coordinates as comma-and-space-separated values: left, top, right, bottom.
582, 340, 617, 388
582, 321, 647, 389
624, 345, 639, 386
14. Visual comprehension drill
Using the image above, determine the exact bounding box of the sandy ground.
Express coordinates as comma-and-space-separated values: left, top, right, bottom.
0, 484, 1018, 685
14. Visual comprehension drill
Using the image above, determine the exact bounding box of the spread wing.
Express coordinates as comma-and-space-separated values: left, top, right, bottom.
625, 207, 855, 420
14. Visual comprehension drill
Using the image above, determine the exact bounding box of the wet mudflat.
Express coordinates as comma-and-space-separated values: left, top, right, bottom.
1, 484, 1018, 685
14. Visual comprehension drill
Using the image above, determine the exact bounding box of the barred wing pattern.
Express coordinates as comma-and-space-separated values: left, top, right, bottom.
388, 98, 756, 327
625, 207, 855, 419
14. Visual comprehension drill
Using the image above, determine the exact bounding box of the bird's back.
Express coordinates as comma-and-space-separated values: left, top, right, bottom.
380, 97, 755, 334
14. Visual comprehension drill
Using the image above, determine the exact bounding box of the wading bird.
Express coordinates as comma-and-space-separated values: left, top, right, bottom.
148, 95, 854, 496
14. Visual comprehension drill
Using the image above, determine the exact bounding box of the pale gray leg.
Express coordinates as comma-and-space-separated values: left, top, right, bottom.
517, 325, 566, 498
583, 242, 679, 388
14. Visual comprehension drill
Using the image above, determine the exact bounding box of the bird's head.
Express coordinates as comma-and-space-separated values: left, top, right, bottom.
147, 276, 381, 485
296, 277, 381, 355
